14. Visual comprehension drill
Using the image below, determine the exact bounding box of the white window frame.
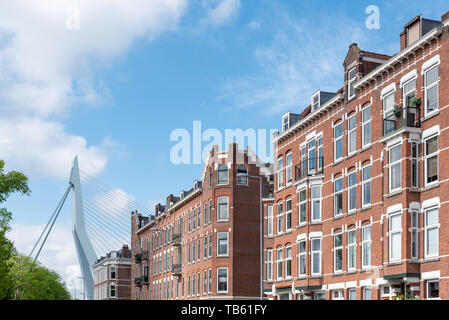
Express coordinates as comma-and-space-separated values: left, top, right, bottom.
109, 283, 116, 298
298, 188, 307, 225
277, 158, 284, 189
403, 77, 417, 109
311, 185, 322, 222
348, 67, 357, 100
411, 141, 419, 188
308, 139, 316, 174
217, 164, 229, 185
332, 289, 344, 300
362, 164, 372, 208
282, 114, 290, 132
217, 196, 229, 222
362, 225, 371, 268
334, 177, 343, 217
348, 288, 356, 300
348, 171, 357, 213
285, 198, 292, 232
363, 287, 372, 300
389, 144, 402, 193
110, 266, 116, 280
312, 92, 320, 111
424, 207, 439, 258
276, 247, 283, 280
267, 205, 273, 237
389, 213, 402, 262
311, 237, 322, 276
348, 113, 357, 155
362, 105, 371, 148
347, 229, 356, 271
285, 246, 292, 279
286, 153, 293, 185
426, 279, 439, 300
333, 232, 343, 273
424, 65, 439, 116
298, 240, 306, 277
267, 249, 273, 281
411, 211, 419, 260
334, 122, 343, 162
276, 202, 284, 235
424, 135, 438, 186
217, 232, 229, 257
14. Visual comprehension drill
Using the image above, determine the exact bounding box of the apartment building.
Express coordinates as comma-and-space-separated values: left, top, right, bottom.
130, 144, 273, 300
264, 11, 449, 300
93, 245, 132, 300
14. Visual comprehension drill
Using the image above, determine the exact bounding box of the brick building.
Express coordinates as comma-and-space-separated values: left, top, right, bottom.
93, 245, 132, 300
130, 144, 273, 300
264, 11, 449, 300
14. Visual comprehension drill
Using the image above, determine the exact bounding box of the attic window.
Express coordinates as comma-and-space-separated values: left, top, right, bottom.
348, 67, 357, 100
282, 114, 290, 132
312, 92, 320, 111
407, 21, 420, 46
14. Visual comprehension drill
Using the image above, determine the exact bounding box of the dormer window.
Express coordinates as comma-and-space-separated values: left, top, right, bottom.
407, 21, 420, 46
312, 91, 320, 111
348, 67, 357, 100
282, 114, 290, 132
194, 180, 199, 190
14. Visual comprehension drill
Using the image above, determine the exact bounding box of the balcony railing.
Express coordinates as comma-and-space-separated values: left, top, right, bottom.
142, 250, 150, 260
171, 264, 182, 276
383, 106, 420, 136
295, 157, 324, 181
134, 251, 142, 264
134, 276, 143, 287
172, 233, 182, 246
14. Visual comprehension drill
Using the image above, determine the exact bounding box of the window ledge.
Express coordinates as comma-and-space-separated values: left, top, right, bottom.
386, 190, 403, 198
333, 215, 344, 221
359, 205, 372, 213
309, 221, 322, 226
296, 223, 307, 229
360, 145, 372, 154
296, 276, 307, 280
333, 159, 344, 167
332, 272, 344, 277
346, 153, 357, 161
421, 257, 440, 264
347, 211, 357, 216
386, 261, 402, 267
421, 110, 440, 123
423, 183, 439, 192
346, 270, 357, 275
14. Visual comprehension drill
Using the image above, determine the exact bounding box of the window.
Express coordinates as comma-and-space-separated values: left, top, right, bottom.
217, 232, 228, 256
237, 165, 248, 185
187, 244, 190, 264
425, 208, 439, 258
276, 247, 283, 280
348, 114, 357, 154
389, 144, 402, 192
427, 280, 439, 299
403, 78, 416, 108
383, 91, 395, 135
348, 171, 356, 212
203, 203, 207, 226
192, 273, 195, 296
267, 205, 273, 237
334, 233, 343, 273
208, 199, 212, 223
277, 158, 284, 189
187, 275, 190, 296
208, 269, 212, 294
312, 92, 320, 111
286, 153, 293, 184
314, 292, 326, 300
411, 141, 419, 188
362, 165, 371, 207
311, 238, 321, 275
192, 241, 196, 262
298, 189, 306, 225
217, 164, 228, 185
110, 266, 116, 280
332, 289, 344, 300
311, 185, 321, 222
348, 288, 356, 300
203, 270, 207, 295
308, 140, 316, 173
209, 167, 212, 188
389, 213, 402, 261
362, 106, 371, 147
217, 197, 229, 221
363, 287, 371, 300
348, 67, 357, 100
110, 284, 116, 298
362, 226, 371, 268
298, 240, 306, 276
187, 212, 191, 233
208, 235, 212, 257
197, 272, 200, 296
282, 114, 289, 132
197, 238, 201, 261
203, 236, 207, 259
285, 199, 292, 232
197, 207, 201, 229
347, 229, 356, 271
267, 249, 273, 281
410, 211, 418, 260
193, 208, 196, 230
425, 136, 438, 185
334, 177, 343, 217
317, 137, 323, 170
425, 65, 439, 115
217, 268, 228, 293
334, 122, 343, 161
276, 203, 284, 235
285, 247, 292, 279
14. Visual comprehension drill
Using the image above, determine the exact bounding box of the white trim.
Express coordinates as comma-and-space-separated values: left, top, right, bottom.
381, 82, 396, 98
309, 231, 322, 239
422, 197, 440, 210
422, 125, 440, 141
422, 270, 440, 280
346, 281, 357, 289
376, 278, 388, 286
409, 202, 420, 212
399, 69, 418, 87
360, 279, 372, 287
306, 131, 317, 142
297, 233, 307, 242
328, 282, 345, 290
387, 203, 403, 215
421, 55, 440, 74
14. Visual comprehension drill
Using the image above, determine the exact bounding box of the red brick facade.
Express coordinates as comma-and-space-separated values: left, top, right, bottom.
264, 11, 449, 300
130, 144, 273, 300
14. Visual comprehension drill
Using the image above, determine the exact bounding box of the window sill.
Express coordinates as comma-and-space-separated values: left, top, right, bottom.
346, 152, 357, 160
421, 110, 440, 123
421, 257, 440, 264
333, 272, 344, 277
296, 276, 307, 280
386, 190, 402, 198
359, 205, 372, 213
333, 215, 344, 221
309, 221, 322, 226
386, 261, 402, 267
360, 145, 372, 154
347, 211, 357, 216
333, 159, 344, 167
216, 183, 230, 187
296, 223, 307, 229
423, 183, 439, 192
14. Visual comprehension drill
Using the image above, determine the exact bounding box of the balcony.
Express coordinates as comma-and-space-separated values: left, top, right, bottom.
295, 157, 324, 181
134, 251, 142, 264
171, 264, 182, 276
172, 233, 182, 246
134, 276, 143, 287
383, 106, 420, 136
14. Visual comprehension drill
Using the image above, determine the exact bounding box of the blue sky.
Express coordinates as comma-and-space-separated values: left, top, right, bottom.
1, 0, 448, 295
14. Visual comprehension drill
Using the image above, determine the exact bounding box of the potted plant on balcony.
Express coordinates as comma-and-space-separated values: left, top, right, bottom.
393, 104, 401, 117
411, 97, 422, 107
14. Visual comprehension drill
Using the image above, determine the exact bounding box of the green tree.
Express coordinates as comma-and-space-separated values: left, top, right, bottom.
8, 254, 71, 300
0, 159, 30, 299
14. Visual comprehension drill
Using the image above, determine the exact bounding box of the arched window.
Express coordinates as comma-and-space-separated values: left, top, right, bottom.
237, 165, 248, 185
217, 164, 228, 185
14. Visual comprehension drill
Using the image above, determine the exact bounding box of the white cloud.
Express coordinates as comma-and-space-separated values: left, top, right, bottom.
0, 0, 188, 179
201, 0, 241, 27
7, 223, 81, 298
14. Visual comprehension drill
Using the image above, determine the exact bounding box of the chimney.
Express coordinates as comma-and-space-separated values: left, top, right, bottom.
122, 244, 130, 258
